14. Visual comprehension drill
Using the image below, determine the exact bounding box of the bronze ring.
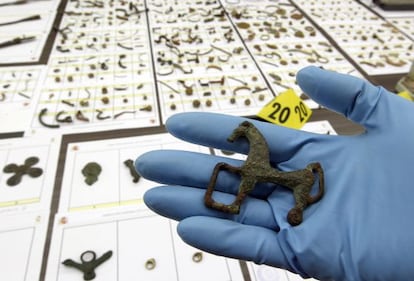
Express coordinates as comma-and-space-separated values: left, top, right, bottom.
145, 258, 156, 270
192, 252, 203, 263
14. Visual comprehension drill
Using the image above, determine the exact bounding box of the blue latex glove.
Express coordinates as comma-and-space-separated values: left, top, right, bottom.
135, 66, 414, 281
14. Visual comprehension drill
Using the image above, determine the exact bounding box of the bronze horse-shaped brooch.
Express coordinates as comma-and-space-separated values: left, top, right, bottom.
204, 121, 324, 226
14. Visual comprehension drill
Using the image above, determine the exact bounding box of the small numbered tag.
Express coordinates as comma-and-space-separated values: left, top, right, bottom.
257, 89, 312, 129
398, 90, 413, 101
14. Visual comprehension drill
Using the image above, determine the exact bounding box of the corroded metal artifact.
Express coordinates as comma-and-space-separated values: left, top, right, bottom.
62, 250, 112, 280
123, 159, 141, 183
3, 156, 43, 186
82, 162, 102, 186
192, 252, 203, 263
205, 121, 324, 226
145, 258, 156, 270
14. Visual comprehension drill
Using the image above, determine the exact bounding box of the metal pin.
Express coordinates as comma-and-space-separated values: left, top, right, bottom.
228, 76, 247, 86
113, 110, 135, 119
62, 100, 75, 107
211, 44, 232, 56
18, 92, 30, 99
139, 105, 152, 112
158, 80, 180, 94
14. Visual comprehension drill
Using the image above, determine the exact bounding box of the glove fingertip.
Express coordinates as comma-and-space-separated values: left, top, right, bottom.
143, 187, 166, 213
176, 217, 294, 273
296, 66, 383, 127
165, 112, 186, 133
134, 151, 157, 181
296, 65, 319, 87
176, 217, 197, 242
143, 187, 157, 206
166, 112, 202, 137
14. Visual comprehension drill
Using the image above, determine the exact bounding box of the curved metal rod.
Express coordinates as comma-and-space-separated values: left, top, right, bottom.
38, 108, 59, 129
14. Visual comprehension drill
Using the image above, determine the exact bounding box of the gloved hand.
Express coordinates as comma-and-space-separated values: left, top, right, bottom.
135, 66, 414, 281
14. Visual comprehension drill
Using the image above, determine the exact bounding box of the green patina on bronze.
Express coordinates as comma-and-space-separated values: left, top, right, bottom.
3, 156, 43, 186
62, 250, 112, 281
82, 162, 102, 186
204, 121, 325, 226
123, 159, 141, 183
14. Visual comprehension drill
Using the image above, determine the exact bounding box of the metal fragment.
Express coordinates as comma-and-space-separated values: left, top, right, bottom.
82, 162, 102, 186
139, 105, 152, 112
192, 252, 203, 263
38, 108, 60, 129
113, 110, 135, 119
3, 156, 43, 186
62, 250, 112, 280
96, 109, 111, 120
205, 121, 324, 226
123, 159, 141, 183
76, 110, 89, 122
145, 258, 156, 270
56, 111, 73, 123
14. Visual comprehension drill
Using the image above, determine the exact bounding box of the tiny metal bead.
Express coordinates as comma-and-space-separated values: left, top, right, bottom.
192, 99, 201, 108
101, 96, 109, 104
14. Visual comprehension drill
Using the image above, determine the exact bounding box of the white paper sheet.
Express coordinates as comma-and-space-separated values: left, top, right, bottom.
247, 263, 319, 281
0, 65, 46, 133
0, 135, 60, 215
0, 0, 60, 63
58, 132, 210, 212
46, 208, 246, 281
292, 0, 414, 75
0, 211, 49, 281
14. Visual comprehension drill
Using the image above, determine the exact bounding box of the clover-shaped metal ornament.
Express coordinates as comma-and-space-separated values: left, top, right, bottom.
3, 156, 43, 186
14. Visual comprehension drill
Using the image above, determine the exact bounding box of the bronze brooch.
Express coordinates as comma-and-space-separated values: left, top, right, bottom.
205, 121, 324, 226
